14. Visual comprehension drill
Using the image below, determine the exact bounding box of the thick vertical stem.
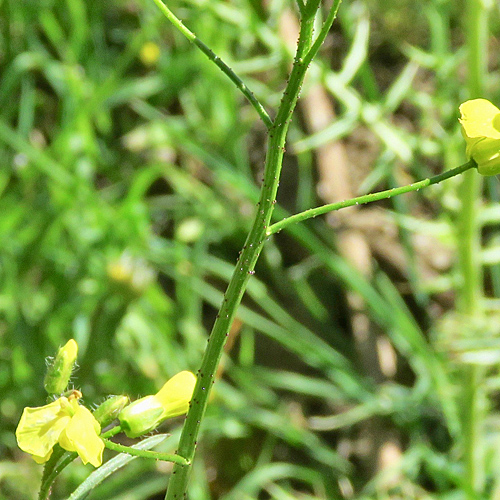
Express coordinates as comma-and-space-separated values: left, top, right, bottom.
163, 4, 330, 498
461, 0, 488, 496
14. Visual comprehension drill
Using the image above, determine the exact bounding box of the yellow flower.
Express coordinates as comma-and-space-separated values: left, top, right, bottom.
119, 371, 196, 438
459, 98, 500, 175
16, 391, 104, 467
139, 42, 160, 66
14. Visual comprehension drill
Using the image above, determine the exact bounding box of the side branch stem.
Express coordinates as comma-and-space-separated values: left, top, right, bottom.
267, 161, 475, 235
103, 439, 190, 466
151, 0, 272, 129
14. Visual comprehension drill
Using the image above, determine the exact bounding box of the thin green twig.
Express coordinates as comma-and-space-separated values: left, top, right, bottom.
267, 161, 475, 235
102, 438, 190, 466
101, 425, 123, 439
303, 0, 341, 63
302, 0, 322, 20
151, 0, 273, 129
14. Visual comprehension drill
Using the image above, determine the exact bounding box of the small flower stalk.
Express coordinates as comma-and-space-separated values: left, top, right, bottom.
459, 98, 500, 175
119, 371, 196, 438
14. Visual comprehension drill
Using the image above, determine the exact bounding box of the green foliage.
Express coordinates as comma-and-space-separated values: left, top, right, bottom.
1, 0, 500, 498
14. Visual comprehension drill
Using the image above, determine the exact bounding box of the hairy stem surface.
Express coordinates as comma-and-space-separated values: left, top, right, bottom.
163, 2, 341, 498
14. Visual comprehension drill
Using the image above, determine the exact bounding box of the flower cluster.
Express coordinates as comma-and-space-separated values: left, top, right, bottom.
16, 339, 196, 468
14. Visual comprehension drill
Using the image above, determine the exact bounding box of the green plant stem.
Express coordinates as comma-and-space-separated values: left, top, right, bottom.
461, 0, 489, 496
101, 425, 123, 439
303, 0, 342, 66
102, 438, 189, 466
466, 0, 487, 99
39, 451, 78, 500
460, 169, 484, 500
151, 0, 272, 130
463, 364, 485, 495
38, 446, 66, 500
267, 161, 475, 235
295, 0, 306, 16
163, 2, 341, 498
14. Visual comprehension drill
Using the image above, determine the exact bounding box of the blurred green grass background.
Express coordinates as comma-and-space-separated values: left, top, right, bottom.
1, 0, 500, 498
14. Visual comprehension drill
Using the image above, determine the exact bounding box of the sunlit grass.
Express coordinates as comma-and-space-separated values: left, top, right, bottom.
1, 0, 500, 498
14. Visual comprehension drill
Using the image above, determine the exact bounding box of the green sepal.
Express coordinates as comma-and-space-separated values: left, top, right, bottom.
93, 395, 130, 427
118, 396, 164, 438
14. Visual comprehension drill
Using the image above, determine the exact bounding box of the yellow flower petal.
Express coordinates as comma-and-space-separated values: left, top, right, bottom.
65, 339, 78, 359
32, 451, 54, 464
155, 371, 197, 419
16, 399, 70, 461
17, 395, 104, 467
60, 406, 104, 467
459, 99, 500, 175
459, 99, 500, 139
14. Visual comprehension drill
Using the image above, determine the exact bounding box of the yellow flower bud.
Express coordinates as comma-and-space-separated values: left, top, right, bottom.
459, 99, 500, 175
44, 339, 78, 395
93, 395, 130, 427
119, 371, 196, 438
155, 370, 197, 418
118, 396, 165, 438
